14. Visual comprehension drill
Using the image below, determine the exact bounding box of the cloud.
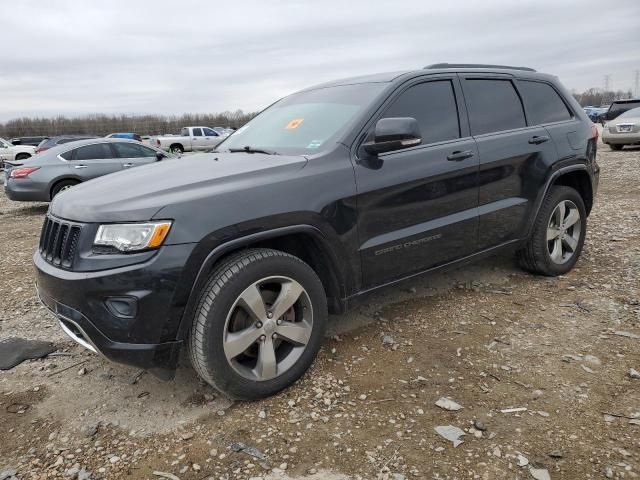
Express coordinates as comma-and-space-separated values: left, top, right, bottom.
1, 0, 639, 121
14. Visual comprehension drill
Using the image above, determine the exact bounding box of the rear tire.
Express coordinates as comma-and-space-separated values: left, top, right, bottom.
188, 248, 328, 400
517, 186, 587, 276
170, 144, 184, 154
609, 144, 624, 151
51, 180, 79, 199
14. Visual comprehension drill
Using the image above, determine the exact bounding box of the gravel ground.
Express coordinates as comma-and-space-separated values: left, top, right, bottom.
0, 140, 639, 480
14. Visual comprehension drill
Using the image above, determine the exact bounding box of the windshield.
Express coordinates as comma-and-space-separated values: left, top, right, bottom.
618, 107, 640, 119
218, 83, 387, 155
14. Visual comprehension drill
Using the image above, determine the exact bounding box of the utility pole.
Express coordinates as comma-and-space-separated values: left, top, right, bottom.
604, 74, 611, 92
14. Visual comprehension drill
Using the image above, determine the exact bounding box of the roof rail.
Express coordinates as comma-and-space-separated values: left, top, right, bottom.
425, 63, 536, 72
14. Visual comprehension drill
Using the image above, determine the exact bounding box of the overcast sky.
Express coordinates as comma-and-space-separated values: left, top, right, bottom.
2, 0, 639, 122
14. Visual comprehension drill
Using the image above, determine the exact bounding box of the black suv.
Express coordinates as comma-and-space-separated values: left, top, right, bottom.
35, 64, 599, 399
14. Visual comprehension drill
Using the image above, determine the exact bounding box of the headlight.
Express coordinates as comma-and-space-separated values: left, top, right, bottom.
94, 221, 172, 252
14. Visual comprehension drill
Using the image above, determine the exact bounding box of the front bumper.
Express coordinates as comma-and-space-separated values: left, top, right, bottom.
34, 242, 197, 378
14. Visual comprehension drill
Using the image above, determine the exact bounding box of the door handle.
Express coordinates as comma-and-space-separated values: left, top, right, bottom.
74, 165, 87, 169
528, 135, 550, 144
447, 150, 474, 161
123, 163, 133, 168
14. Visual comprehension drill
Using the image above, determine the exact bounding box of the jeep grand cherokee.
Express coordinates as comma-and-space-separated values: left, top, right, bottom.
35, 63, 599, 399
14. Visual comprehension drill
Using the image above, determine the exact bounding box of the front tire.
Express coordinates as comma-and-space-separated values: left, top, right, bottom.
609, 144, 623, 151
188, 248, 328, 400
517, 186, 587, 276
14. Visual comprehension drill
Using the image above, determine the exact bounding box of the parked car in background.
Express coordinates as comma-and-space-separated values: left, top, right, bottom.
4, 138, 170, 201
35, 135, 98, 154
213, 127, 235, 137
0, 137, 37, 165
9, 136, 49, 147
106, 132, 143, 142
600, 99, 640, 123
152, 126, 225, 154
34, 63, 598, 399
583, 106, 607, 123
602, 106, 640, 150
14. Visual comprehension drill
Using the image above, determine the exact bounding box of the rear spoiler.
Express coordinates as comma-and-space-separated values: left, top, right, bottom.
1, 160, 23, 170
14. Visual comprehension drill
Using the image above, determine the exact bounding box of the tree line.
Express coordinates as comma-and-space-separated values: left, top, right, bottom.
1, 87, 637, 139
572, 88, 635, 107
0, 110, 257, 138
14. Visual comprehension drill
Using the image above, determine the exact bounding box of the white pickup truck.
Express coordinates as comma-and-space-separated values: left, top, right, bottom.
152, 127, 226, 154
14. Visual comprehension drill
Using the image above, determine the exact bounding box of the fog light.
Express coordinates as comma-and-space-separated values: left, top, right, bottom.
104, 297, 138, 319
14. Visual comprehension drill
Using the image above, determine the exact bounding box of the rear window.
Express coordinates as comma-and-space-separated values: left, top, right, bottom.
192, 128, 203, 137
463, 79, 526, 135
518, 81, 572, 125
73, 143, 113, 160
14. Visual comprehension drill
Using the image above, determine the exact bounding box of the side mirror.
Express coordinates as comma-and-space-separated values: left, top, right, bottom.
155, 152, 164, 161
363, 117, 421, 155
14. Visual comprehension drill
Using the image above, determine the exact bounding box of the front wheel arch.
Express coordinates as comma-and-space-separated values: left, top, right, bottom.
15, 153, 32, 161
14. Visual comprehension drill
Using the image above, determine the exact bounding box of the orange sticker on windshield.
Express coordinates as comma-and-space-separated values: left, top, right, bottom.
286, 118, 304, 130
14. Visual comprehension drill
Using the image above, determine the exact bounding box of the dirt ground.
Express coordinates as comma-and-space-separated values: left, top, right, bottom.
0, 138, 638, 480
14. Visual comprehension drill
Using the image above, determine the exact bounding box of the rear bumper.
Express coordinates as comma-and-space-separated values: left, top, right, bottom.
602, 131, 640, 145
5, 178, 51, 202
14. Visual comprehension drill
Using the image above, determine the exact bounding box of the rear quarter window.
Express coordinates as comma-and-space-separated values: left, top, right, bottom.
518, 81, 572, 125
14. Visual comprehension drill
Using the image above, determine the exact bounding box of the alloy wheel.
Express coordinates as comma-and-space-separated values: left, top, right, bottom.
223, 276, 313, 381
546, 200, 582, 264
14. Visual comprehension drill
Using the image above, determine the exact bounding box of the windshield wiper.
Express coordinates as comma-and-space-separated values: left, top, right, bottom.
228, 146, 279, 155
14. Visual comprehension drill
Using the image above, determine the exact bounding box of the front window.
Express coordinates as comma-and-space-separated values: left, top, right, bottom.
218, 83, 387, 155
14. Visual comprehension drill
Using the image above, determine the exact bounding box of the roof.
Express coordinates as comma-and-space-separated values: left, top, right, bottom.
301, 64, 549, 92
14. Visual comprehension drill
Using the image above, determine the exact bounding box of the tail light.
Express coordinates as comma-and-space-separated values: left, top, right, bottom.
156, 139, 161, 146
36, 147, 49, 154
10, 167, 40, 179
591, 124, 598, 143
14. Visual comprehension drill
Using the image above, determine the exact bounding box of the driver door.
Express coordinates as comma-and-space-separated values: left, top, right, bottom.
353, 76, 480, 288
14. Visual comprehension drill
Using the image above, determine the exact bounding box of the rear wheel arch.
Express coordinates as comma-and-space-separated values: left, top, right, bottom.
50, 178, 80, 199
552, 169, 593, 215
15, 153, 31, 161
169, 143, 184, 153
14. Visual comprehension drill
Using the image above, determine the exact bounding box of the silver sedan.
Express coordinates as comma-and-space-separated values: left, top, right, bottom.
3, 138, 171, 202
602, 107, 640, 151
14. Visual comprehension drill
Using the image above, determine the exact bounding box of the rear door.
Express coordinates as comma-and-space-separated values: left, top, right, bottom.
459, 75, 557, 249
202, 128, 222, 150
112, 142, 158, 170
354, 76, 480, 288
66, 143, 123, 180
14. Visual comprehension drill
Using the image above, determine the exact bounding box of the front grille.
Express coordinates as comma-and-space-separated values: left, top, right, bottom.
39, 216, 82, 269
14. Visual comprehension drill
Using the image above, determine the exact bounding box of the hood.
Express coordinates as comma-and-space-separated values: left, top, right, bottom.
50, 152, 308, 223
